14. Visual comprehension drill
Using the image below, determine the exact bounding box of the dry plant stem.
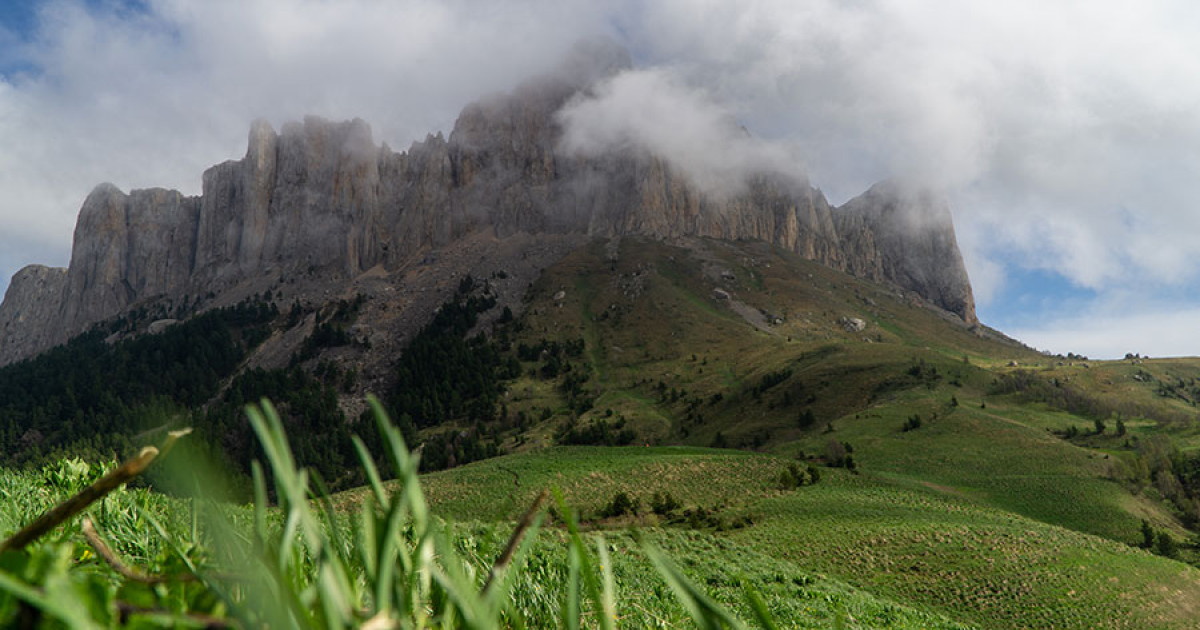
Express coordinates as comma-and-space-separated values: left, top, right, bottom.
483, 488, 548, 594
0, 428, 191, 554
81, 517, 193, 584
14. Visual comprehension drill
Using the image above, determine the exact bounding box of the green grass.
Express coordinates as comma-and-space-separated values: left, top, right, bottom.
11, 236, 1200, 627
0, 402, 973, 629
450, 237, 1200, 627
356, 442, 1200, 629
733, 473, 1200, 629
349, 445, 785, 522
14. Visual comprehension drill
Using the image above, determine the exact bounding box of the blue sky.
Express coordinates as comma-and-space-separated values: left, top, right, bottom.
0, 3, 36, 36
2, 0, 1200, 359
0, 2, 36, 74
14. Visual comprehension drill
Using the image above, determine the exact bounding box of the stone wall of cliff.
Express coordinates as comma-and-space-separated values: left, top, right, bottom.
0, 49, 977, 365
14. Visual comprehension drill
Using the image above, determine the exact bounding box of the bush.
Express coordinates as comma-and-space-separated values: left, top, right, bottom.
1141, 519, 1156, 549
825, 440, 850, 467
599, 491, 640, 518
1156, 531, 1178, 558
778, 462, 821, 490
650, 490, 682, 515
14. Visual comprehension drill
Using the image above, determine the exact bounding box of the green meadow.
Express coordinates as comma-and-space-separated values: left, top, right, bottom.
5, 237, 1200, 627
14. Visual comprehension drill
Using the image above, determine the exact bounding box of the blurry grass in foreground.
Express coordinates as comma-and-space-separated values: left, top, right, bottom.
0, 397, 807, 628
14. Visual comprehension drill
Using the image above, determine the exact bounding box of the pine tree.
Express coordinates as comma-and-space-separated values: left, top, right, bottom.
1156, 531, 1177, 558
1141, 519, 1155, 549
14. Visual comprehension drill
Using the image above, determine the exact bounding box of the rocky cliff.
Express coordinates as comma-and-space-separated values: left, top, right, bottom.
835, 180, 976, 324
0, 43, 977, 366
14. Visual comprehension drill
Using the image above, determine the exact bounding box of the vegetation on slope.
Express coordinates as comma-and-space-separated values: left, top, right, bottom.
0, 401, 967, 629
0, 299, 275, 466
8, 236, 1200, 626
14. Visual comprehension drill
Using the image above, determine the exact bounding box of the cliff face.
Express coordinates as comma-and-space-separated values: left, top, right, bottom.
835, 181, 977, 325
0, 265, 68, 363
0, 47, 977, 365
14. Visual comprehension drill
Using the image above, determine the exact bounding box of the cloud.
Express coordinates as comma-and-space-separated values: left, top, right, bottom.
0, 0, 609, 293
556, 67, 804, 197
614, 0, 1200, 303
1011, 306, 1200, 360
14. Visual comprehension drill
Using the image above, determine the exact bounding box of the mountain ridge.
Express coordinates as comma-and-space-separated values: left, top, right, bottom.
0, 43, 977, 366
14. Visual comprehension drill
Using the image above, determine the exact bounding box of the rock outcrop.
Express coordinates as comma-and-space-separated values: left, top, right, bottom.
0, 265, 68, 363
835, 181, 977, 325
0, 42, 977, 365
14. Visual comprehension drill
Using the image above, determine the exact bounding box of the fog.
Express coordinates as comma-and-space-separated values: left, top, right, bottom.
557, 67, 805, 198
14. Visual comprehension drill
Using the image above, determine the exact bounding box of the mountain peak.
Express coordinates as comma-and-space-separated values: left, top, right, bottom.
0, 44, 978, 365
554, 36, 633, 87
837, 181, 976, 324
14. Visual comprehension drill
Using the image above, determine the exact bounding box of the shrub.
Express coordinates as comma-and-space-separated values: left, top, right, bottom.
599, 491, 640, 518
1156, 532, 1178, 558
778, 462, 821, 490
650, 490, 682, 515
825, 439, 848, 467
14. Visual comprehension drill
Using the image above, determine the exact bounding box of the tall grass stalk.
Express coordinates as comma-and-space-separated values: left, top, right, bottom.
0, 396, 780, 628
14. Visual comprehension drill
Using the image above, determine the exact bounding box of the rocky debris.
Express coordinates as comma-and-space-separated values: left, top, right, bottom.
147, 319, 178, 334
839, 316, 867, 332
0, 42, 978, 366
713, 288, 731, 300
553, 290, 567, 301
726, 298, 778, 335
762, 310, 784, 325
613, 261, 650, 300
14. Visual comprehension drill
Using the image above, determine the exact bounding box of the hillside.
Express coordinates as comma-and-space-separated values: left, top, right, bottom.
5, 234, 1200, 626
366, 446, 1200, 628
389, 236, 1200, 627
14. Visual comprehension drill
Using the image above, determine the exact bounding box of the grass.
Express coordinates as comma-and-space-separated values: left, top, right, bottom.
731, 472, 1200, 629
327, 438, 1200, 629
0, 400, 973, 628
10, 236, 1200, 627
430, 236, 1200, 627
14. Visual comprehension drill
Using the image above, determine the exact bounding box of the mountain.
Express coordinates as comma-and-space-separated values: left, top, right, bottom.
0, 40, 975, 368
8, 43, 1200, 628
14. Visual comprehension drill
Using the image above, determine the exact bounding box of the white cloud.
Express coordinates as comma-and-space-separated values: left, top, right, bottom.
0, 0, 609, 292
616, 0, 1200, 300
1011, 306, 1200, 360
556, 67, 804, 197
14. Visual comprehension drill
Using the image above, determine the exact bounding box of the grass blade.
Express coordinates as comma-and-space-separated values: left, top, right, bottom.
641, 540, 746, 630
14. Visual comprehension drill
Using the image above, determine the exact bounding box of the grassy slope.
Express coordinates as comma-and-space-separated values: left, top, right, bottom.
389, 445, 1200, 629
393, 236, 1200, 628
339, 446, 970, 628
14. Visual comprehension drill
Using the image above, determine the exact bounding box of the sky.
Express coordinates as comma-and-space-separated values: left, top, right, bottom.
1, 0, 1199, 359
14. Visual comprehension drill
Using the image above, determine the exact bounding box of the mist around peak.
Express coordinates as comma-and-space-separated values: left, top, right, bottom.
556, 67, 807, 200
